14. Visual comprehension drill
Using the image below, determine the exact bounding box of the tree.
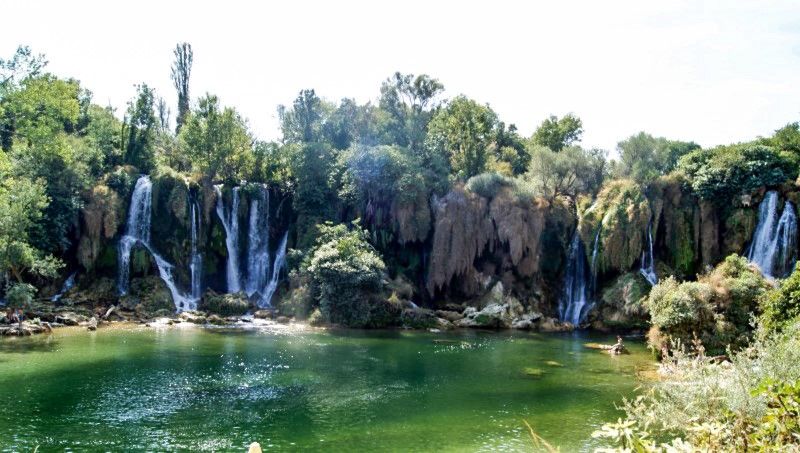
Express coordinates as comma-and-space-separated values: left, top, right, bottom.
124, 84, 158, 172
0, 153, 61, 283
769, 122, 800, 154
531, 114, 583, 152
378, 72, 443, 152
0, 45, 47, 93
615, 132, 699, 183
279, 89, 330, 144
426, 96, 497, 179
171, 42, 193, 133
178, 93, 253, 181
526, 145, 606, 199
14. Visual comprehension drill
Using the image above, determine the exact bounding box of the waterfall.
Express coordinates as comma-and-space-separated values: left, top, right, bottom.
215, 185, 242, 293
118, 176, 196, 311
245, 186, 270, 297
558, 232, 591, 326
259, 231, 288, 308
189, 201, 202, 300
590, 228, 601, 293
640, 218, 658, 286
51, 272, 77, 302
748, 191, 798, 278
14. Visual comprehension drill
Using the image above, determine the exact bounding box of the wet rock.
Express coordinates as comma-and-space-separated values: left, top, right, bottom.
511, 312, 543, 330
435, 310, 463, 322
400, 308, 438, 329
253, 310, 273, 320
55, 312, 88, 326
206, 314, 226, 325
178, 311, 206, 324
538, 317, 574, 332
275, 316, 291, 324
86, 317, 98, 331
199, 291, 250, 316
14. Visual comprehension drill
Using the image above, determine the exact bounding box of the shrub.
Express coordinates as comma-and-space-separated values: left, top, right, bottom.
199, 291, 250, 316
645, 255, 769, 354
5, 282, 35, 309
465, 172, 513, 199
678, 144, 795, 202
306, 222, 398, 328
760, 265, 800, 333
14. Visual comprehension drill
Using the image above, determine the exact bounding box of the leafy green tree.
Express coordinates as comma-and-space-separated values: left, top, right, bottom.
306, 221, 396, 328
531, 114, 583, 152
489, 122, 529, 175
287, 142, 339, 247
279, 89, 331, 144
178, 93, 253, 181
615, 132, 699, 183
378, 72, 443, 152
0, 153, 61, 283
426, 95, 497, 180
760, 265, 800, 333
124, 84, 158, 172
526, 144, 606, 199
768, 122, 800, 154
0, 46, 47, 93
678, 144, 795, 201
171, 42, 193, 133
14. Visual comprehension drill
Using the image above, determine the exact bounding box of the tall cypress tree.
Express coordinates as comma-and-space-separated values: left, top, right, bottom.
171, 42, 193, 134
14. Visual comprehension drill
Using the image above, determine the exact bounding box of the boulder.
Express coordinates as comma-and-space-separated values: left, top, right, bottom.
435, 310, 463, 322
275, 316, 291, 324
253, 310, 273, 320
511, 312, 543, 330
55, 312, 88, 326
86, 317, 98, 331
206, 314, 226, 326
199, 291, 250, 316
178, 311, 206, 324
400, 308, 438, 329
538, 317, 574, 332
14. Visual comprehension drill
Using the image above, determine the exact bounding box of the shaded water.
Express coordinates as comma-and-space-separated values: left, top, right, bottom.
0, 326, 650, 451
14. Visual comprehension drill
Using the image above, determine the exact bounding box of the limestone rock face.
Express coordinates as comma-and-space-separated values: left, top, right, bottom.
426, 186, 553, 297
77, 184, 122, 270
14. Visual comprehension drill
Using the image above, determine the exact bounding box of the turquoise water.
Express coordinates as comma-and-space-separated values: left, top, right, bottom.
0, 325, 651, 451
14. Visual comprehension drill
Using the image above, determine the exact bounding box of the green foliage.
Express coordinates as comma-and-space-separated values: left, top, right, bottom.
288, 142, 339, 247
306, 222, 397, 328
678, 144, 795, 201
760, 265, 800, 333
199, 292, 250, 316
597, 322, 800, 451
0, 153, 61, 282
426, 95, 498, 180
124, 84, 158, 172
645, 254, 769, 354
178, 93, 254, 182
171, 42, 193, 134
531, 114, 583, 152
378, 72, 444, 152
525, 144, 606, 199
765, 122, 800, 154
614, 132, 699, 183
465, 172, 514, 199
5, 282, 36, 309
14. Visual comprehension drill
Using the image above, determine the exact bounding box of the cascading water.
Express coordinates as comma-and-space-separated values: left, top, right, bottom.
259, 231, 288, 308
245, 186, 270, 297
51, 272, 77, 302
558, 232, 591, 326
748, 190, 798, 278
215, 185, 242, 293
589, 228, 601, 293
118, 176, 195, 311
640, 219, 658, 286
189, 201, 202, 300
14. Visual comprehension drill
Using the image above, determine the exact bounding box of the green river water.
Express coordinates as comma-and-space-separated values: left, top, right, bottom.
0, 324, 652, 451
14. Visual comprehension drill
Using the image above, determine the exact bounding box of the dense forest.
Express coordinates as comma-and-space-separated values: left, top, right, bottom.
4, 41, 800, 449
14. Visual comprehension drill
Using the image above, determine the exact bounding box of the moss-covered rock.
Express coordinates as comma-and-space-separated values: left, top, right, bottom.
580, 180, 651, 275
596, 272, 650, 329
119, 276, 175, 318
199, 291, 251, 316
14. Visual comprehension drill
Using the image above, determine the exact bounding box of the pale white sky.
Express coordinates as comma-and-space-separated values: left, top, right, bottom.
1, 0, 799, 152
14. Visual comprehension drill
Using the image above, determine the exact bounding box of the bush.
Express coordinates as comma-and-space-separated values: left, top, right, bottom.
596, 320, 800, 451
678, 144, 795, 202
465, 172, 513, 199
645, 255, 769, 354
760, 265, 800, 333
306, 221, 398, 328
198, 291, 250, 316
5, 282, 36, 309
